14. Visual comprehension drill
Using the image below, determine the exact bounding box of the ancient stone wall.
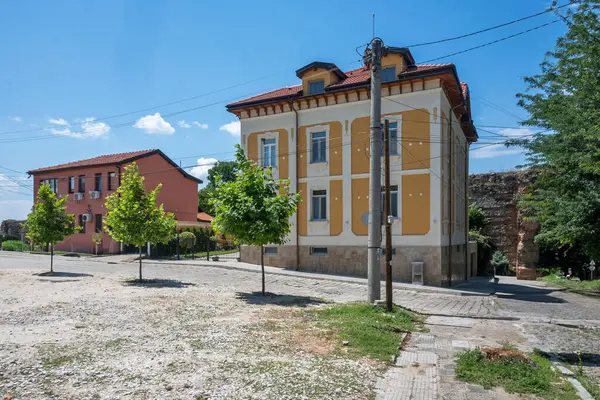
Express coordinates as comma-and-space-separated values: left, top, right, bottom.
468, 171, 539, 274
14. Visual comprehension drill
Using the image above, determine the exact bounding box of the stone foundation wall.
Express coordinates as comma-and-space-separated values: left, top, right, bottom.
440, 244, 468, 287
241, 245, 444, 286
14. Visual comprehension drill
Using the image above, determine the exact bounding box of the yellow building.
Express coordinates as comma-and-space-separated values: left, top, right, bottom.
226, 46, 477, 286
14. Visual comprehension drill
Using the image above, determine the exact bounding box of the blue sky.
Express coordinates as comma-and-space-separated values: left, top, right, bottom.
0, 0, 569, 221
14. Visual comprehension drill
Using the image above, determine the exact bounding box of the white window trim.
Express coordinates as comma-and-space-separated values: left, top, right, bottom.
258, 131, 279, 170
306, 124, 330, 165
381, 116, 402, 160
310, 188, 328, 222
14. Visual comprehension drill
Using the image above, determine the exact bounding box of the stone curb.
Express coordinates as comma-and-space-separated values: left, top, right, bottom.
141, 259, 494, 298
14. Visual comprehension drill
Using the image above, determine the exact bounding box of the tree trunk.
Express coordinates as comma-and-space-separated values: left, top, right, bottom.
138, 246, 143, 281
50, 244, 54, 274
261, 245, 265, 295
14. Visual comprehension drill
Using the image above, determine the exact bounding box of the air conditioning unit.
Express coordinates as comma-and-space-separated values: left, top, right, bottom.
74, 192, 84, 201
82, 214, 92, 223
89, 191, 101, 200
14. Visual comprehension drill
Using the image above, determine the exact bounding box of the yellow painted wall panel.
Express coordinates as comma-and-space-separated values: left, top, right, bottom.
298, 182, 307, 236
351, 117, 370, 174
402, 173, 431, 235
330, 179, 343, 236
351, 177, 369, 236
329, 121, 343, 176
402, 109, 431, 170
277, 129, 289, 180
247, 132, 258, 164
297, 126, 307, 178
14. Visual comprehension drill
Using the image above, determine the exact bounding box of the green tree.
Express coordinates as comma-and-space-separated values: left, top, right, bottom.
179, 231, 196, 258
91, 232, 103, 256
24, 184, 78, 273
490, 251, 509, 276
211, 145, 300, 295
104, 163, 177, 281
513, 1, 600, 260
198, 160, 239, 215
468, 203, 493, 273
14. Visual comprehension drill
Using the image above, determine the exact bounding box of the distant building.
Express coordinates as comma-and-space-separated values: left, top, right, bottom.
27, 149, 202, 254
226, 46, 477, 286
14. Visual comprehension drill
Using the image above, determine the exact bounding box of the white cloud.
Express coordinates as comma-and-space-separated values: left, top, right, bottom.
470, 128, 535, 159
193, 121, 208, 129
49, 118, 70, 126
9, 116, 23, 122
0, 200, 32, 222
189, 157, 218, 183
133, 113, 175, 135
0, 174, 21, 194
219, 121, 241, 137
48, 117, 110, 139
178, 120, 191, 128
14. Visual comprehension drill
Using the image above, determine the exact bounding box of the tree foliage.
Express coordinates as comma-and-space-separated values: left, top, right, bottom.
490, 251, 509, 276
514, 1, 600, 260
104, 163, 177, 280
198, 160, 239, 216
24, 184, 78, 272
211, 145, 300, 294
179, 231, 196, 253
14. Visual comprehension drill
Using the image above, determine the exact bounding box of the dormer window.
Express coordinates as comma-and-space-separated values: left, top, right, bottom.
381, 66, 397, 83
308, 79, 325, 95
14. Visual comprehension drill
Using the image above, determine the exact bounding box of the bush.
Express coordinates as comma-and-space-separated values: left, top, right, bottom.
179, 231, 196, 253
490, 251, 509, 276
1, 240, 30, 252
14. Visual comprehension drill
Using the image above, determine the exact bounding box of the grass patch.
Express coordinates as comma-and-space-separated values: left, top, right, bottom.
538, 274, 600, 296
39, 344, 90, 369
309, 303, 416, 362
456, 349, 576, 399
576, 372, 600, 400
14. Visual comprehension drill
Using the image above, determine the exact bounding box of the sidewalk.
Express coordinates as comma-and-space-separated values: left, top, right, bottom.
141, 257, 497, 297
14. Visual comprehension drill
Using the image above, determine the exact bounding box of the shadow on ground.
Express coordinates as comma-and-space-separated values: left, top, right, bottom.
236, 291, 329, 307
452, 277, 569, 303
34, 271, 93, 278
122, 279, 196, 288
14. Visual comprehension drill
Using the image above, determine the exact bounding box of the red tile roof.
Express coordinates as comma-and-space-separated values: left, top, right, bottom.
197, 212, 214, 222
28, 149, 158, 174
227, 63, 458, 109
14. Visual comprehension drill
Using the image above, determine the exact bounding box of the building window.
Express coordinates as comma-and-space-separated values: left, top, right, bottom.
382, 122, 399, 155
310, 131, 327, 163
78, 215, 86, 234
381, 66, 397, 83
262, 138, 277, 168
310, 247, 328, 255
108, 172, 115, 191
308, 79, 325, 95
264, 247, 278, 255
311, 189, 327, 221
78, 175, 86, 193
68, 176, 75, 193
381, 185, 399, 218
41, 179, 58, 194
94, 173, 102, 192
95, 214, 103, 233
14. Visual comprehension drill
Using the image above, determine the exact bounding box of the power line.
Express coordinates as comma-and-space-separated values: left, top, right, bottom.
420, 19, 561, 63
403, 2, 576, 48
0, 59, 362, 138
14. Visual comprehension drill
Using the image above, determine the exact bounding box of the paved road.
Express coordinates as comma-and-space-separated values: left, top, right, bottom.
1, 252, 598, 323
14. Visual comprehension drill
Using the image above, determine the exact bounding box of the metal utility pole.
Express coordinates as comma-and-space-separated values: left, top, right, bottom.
367, 38, 383, 303
384, 120, 393, 311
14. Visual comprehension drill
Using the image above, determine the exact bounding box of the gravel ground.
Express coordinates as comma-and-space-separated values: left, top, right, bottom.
0, 269, 382, 400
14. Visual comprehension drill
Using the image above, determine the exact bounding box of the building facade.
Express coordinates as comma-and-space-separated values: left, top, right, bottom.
27, 149, 201, 254
227, 47, 478, 286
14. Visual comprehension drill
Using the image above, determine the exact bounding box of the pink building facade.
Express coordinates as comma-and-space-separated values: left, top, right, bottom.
27, 149, 201, 254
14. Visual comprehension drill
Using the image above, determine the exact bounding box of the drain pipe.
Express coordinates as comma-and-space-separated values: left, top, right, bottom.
290, 99, 300, 271
447, 102, 464, 286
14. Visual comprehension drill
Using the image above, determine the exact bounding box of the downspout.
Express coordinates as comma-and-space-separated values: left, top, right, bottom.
290, 99, 300, 271
117, 164, 122, 254
465, 140, 470, 280
447, 102, 463, 286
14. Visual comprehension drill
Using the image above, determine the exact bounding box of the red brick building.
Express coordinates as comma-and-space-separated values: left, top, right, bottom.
27, 149, 202, 254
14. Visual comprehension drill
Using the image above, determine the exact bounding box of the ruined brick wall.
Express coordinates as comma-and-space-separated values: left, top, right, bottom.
468, 171, 539, 271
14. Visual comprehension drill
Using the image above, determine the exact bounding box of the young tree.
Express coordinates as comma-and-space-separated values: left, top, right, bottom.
104, 163, 177, 281
211, 145, 300, 295
91, 232, 103, 256
24, 184, 77, 273
490, 251, 509, 276
179, 231, 196, 258
513, 1, 600, 260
